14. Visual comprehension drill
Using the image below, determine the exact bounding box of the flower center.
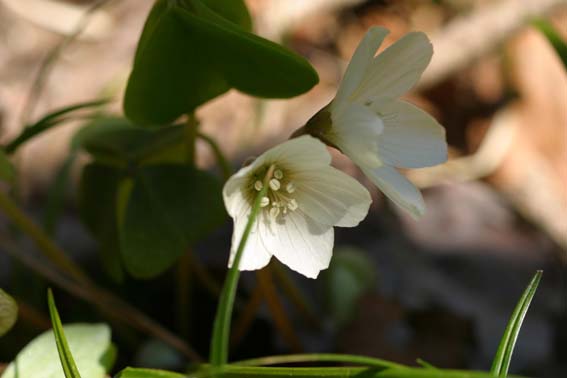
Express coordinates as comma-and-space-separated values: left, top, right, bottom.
252, 166, 298, 220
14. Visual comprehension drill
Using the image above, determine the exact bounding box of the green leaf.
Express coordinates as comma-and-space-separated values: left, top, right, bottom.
322, 247, 376, 325
5, 99, 108, 154
199, 0, 252, 31
1, 319, 113, 378
124, 0, 318, 125
0, 288, 18, 337
533, 18, 567, 69
120, 164, 226, 278
490, 270, 543, 377
47, 289, 82, 378
78, 163, 125, 282
0, 149, 15, 183
73, 117, 185, 165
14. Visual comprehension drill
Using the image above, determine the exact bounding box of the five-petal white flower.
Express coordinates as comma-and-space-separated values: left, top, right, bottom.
223, 136, 371, 278
307, 27, 448, 218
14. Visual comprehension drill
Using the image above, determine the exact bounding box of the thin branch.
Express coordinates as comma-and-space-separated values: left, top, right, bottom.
19, 0, 113, 126
0, 235, 203, 362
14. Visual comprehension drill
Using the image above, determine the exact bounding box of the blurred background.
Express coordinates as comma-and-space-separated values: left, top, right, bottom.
0, 0, 566, 376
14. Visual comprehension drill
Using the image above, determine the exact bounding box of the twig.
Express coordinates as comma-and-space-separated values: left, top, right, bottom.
231, 284, 264, 347
419, 0, 567, 89
18, 0, 113, 127
256, 267, 303, 353
0, 235, 203, 361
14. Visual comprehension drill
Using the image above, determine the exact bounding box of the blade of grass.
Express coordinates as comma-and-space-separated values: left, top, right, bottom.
490, 270, 543, 377
6, 99, 109, 154
47, 288, 82, 378
234, 353, 404, 369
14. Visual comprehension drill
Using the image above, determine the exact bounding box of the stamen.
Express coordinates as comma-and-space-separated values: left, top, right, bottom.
269, 207, 280, 219
286, 182, 296, 193
274, 169, 283, 179
260, 197, 270, 207
269, 178, 281, 191
254, 180, 263, 191
288, 199, 298, 211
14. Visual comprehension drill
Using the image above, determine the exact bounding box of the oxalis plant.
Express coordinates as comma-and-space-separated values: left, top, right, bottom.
0, 1, 545, 378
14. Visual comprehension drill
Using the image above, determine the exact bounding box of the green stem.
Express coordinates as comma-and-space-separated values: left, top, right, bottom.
234, 354, 405, 369
185, 114, 198, 165
209, 165, 274, 365
0, 189, 89, 284
197, 132, 232, 181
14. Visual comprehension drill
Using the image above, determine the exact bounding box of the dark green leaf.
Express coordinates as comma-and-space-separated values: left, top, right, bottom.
78, 163, 125, 282
0, 288, 18, 337
533, 18, 567, 69
200, 0, 252, 31
322, 247, 376, 325
120, 164, 226, 278
490, 270, 543, 377
124, 0, 318, 125
5, 99, 108, 154
47, 289, 82, 378
42, 152, 76, 235
0, 149, 15, 183
115, 368, 184, 378
73, 117, 185, 165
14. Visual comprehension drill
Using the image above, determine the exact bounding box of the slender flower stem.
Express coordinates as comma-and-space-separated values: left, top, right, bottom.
210, 165, 275, 365
234, 353, 406, 369
197, 132, 232, 181
0, 189, 89, 284
185, 114, 198, 165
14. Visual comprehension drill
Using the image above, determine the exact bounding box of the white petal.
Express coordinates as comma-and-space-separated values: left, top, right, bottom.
262, 135, 331, 172
374, 100, 447, 168
223, 174, 250, 218
295, 167, 371, 227
332, 27, 389, 112
261, 212, 334, 279
331, 102, 384, 168
360, 165, 425, 219
351, 32, 433, 105
228, 211, 272, 271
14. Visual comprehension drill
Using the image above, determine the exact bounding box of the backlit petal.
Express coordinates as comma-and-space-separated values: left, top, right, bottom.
351, 32, 433, 105
261, 212, 334, 279
374, 100, 447, 168
333, 27, 389, 112
262, 135, 331, 172
360, 165, 425, 219
228, 210, 272, 271
295, 167, 371, 227
331, 102, 384, 168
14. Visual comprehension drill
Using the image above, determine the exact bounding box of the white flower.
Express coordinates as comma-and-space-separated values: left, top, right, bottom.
306, 27, 447, 219
223, 136, 371, 278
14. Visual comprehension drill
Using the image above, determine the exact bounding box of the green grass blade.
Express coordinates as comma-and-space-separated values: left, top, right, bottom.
47, 289, 82, 378
5, 99, 109, 154
117, 366, 530, 378
234, 353, 404, 369
490, 270, 543, 377
533, 18, 567, 69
